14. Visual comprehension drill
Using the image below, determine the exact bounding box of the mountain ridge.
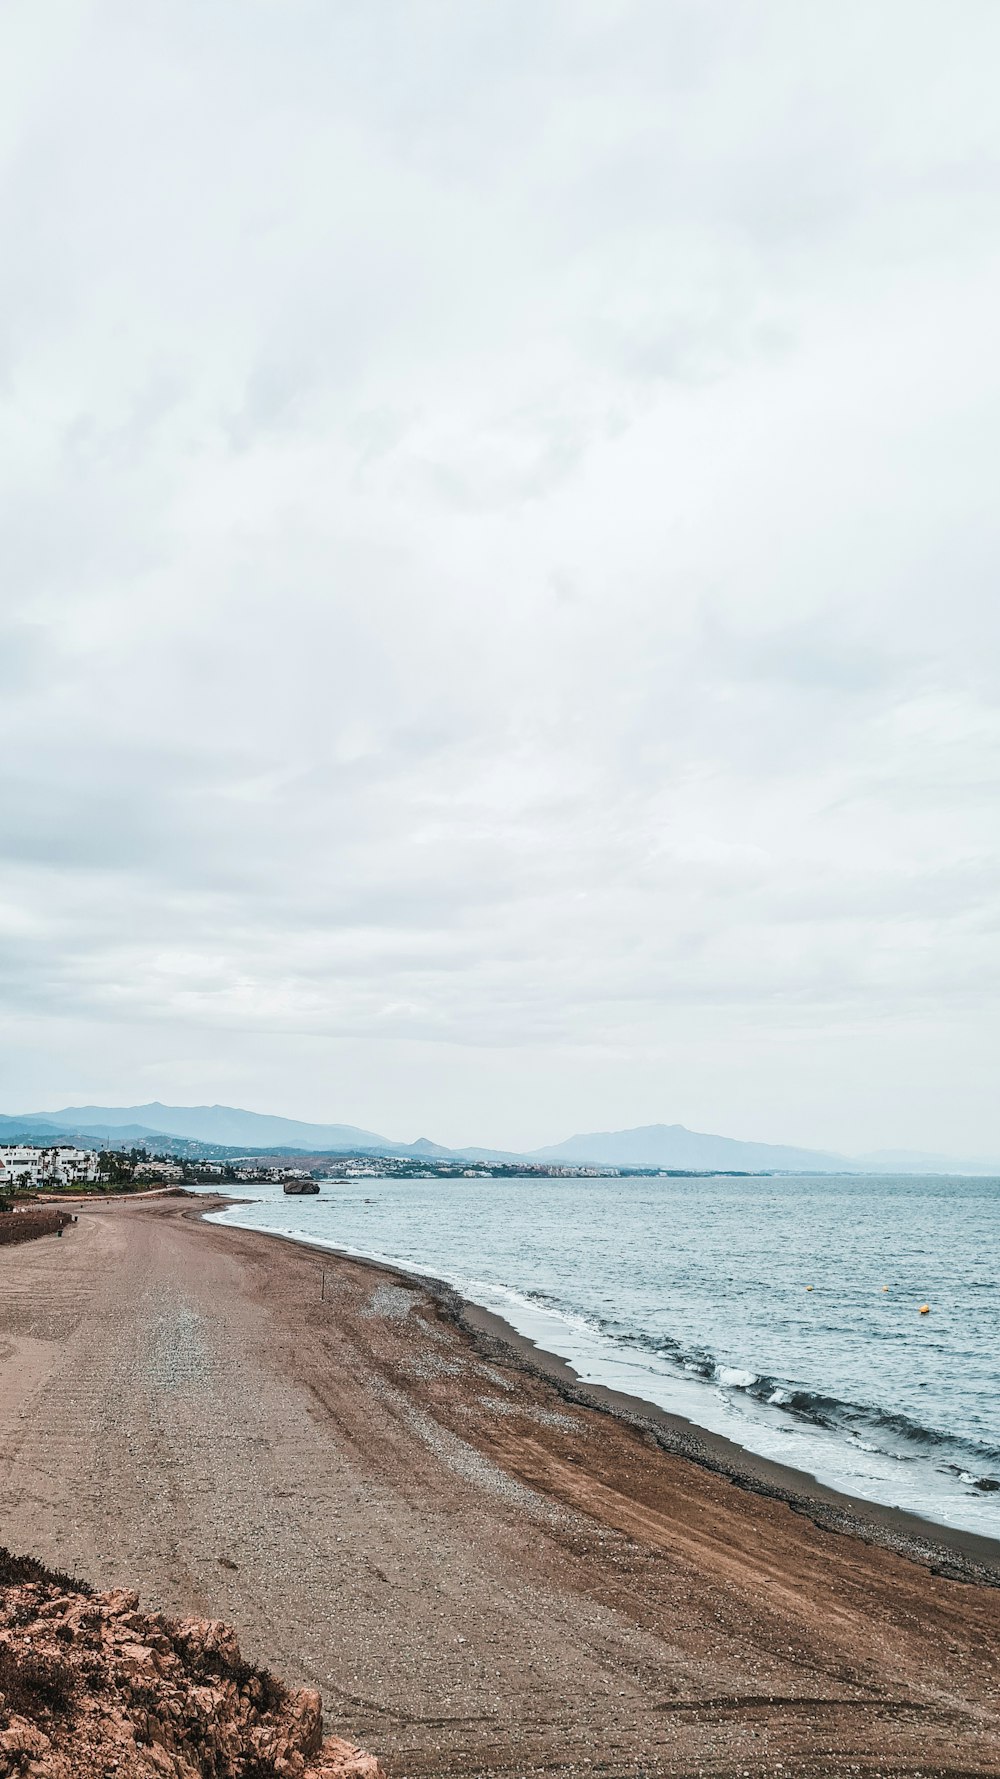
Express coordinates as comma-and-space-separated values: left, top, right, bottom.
3, 1103, 998, 1174
19, 1102, 391, 1152
528, 1121, 851, 1172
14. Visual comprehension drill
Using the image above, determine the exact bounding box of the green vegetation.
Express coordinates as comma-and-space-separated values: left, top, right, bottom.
97, 1148, 141, 1186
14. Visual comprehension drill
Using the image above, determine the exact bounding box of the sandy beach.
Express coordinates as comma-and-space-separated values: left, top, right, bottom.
1, 1196, 998, 1777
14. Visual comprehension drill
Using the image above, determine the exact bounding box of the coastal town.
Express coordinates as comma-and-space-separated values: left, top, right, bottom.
0, 1143, 101, 1188
0, 1143, 183, 1193
0, 1139, 624, 1198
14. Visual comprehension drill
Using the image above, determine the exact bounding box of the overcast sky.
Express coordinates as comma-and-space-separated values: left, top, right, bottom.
2, 2, 999, 1154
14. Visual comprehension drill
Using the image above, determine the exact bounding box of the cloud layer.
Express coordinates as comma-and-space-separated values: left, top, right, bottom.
2, 1, 999, 1150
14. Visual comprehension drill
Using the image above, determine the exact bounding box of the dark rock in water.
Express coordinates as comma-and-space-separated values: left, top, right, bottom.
283, 1179, 321, 1195
972, 1476, 1000, 1491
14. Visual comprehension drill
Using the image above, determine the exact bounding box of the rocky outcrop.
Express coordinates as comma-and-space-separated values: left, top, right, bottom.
0, 1550, 383, 1779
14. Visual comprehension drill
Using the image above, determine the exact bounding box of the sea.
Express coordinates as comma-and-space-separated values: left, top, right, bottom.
200, 1171, 1000, 1540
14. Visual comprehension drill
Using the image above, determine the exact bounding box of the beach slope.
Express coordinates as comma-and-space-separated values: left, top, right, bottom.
1, 1198, 997, 1776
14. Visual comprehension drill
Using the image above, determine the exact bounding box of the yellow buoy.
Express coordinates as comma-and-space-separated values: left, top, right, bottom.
918, 1303, 930, 1315
882, 1286, 889, 1292
806, 1285, 813, 1291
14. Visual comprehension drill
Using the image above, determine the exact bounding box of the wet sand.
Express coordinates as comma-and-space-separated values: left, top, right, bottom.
1, 1195, 998, 1776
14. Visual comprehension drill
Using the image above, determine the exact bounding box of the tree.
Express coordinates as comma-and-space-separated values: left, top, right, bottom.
97, 1150, 135, 1188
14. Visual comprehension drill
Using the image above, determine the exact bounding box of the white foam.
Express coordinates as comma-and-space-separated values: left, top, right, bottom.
717, 1366, 758, 1389
198, 1189, 1000, 1541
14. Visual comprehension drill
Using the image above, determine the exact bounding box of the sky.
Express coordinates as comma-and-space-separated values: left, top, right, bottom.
2, 1, 999, 1155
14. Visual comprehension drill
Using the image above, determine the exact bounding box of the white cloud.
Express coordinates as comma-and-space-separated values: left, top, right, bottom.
1, 0, 999, 1152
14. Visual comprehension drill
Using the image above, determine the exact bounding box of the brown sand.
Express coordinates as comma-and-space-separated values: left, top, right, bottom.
1, 1196, 998, 1777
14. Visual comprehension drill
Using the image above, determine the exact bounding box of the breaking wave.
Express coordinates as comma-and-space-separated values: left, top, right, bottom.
203, 1169, 1000, 1531
487, 1285, 1000, 1485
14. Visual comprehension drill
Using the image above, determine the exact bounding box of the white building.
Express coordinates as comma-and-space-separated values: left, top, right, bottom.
135, 1160, 184, 1182
0, 1145, 99, 1187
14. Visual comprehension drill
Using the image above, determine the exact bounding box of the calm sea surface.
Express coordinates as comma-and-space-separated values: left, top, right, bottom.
202, 1172, 1000, 1538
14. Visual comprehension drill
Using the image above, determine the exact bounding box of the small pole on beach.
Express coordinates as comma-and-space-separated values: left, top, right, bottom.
321, 1270, 325, 1302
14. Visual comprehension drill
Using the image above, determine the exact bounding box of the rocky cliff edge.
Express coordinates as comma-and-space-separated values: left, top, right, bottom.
0, 1549, 383, 1779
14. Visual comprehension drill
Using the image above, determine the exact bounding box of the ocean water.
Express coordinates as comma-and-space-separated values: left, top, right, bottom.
202, 1172, 1000, 1539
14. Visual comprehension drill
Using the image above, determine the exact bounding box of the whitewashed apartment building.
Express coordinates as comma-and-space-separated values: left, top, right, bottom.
0, 1146, 99, 1188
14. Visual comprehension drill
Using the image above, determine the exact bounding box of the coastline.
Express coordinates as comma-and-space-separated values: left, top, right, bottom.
4, 1194, 1000, 1776
203, 1201, 1000, 1581
457, 1298, 1000, 1580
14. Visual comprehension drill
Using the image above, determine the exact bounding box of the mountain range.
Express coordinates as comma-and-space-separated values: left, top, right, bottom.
1, 1102, 997, 1175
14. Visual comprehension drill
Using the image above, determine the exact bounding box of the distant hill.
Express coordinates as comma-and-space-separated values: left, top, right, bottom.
530, 1124, 1000, 1174
23, 1102, 396, 1152
4, 1103, 996, 1174
530, 1122, 852, 1173
0, 1114, 76, 1144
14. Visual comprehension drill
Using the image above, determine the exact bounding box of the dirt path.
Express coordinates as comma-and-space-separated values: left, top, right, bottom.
1, 1199, 998, 1776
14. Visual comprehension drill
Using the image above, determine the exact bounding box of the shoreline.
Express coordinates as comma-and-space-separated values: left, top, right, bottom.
5, 1194, 1000, 1775
457, 1299, 1000, 1580
200, 1200, 1000, 1582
